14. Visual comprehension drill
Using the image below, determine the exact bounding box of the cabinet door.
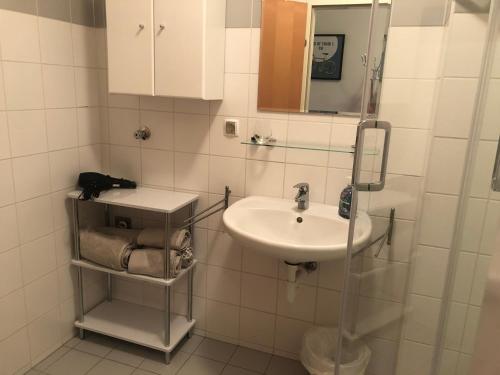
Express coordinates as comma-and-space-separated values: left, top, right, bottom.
154, 0, 204, 98
106, 0, 154, 95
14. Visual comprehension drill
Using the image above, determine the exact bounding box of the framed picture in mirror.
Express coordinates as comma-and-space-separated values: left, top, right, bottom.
311, 34, 345, 81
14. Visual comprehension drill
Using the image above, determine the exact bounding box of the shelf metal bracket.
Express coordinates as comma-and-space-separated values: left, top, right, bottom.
181, 186, 231, 229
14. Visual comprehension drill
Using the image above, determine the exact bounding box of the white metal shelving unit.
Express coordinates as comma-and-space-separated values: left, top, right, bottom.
68, 187, 199, 364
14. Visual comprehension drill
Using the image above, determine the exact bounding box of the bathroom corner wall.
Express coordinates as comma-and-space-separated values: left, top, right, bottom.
0, 1, 107, 373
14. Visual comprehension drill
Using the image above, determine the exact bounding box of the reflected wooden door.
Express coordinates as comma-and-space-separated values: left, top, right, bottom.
258, 0, 308, 113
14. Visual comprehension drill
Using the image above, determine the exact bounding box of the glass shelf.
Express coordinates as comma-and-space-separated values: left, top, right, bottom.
241, 140, 379, 155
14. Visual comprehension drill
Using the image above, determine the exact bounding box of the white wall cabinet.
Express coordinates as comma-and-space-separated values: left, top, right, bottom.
106, 0, 226, 100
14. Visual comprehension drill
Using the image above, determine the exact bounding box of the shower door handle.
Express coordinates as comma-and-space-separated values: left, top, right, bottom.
493, 135, 500, 192
354, 119, 391, 192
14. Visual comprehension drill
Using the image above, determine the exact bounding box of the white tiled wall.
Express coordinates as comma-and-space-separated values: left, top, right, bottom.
0, 9, 106, 374
436, 10, 500, 375
397, 7, 500, 375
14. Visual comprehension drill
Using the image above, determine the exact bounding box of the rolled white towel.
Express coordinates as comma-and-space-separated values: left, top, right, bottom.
96, 227, 141, 244
128, 249, 182, 279
137, 228, 191, 250
80, 230, 134, 271
171, 229, 191, 250
180, 247, 194, 268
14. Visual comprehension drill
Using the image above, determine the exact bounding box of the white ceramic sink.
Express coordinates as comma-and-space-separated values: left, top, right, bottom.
223, 196, 372, 263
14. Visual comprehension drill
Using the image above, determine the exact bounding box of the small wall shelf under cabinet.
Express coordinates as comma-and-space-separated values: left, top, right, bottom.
68, 187, 199, 364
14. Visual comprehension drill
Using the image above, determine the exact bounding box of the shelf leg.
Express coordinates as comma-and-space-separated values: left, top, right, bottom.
104, 204, 113, 302
188, 269, 193, 322
164, 213, 171, 282
76, 267, 85, 321
187, 202, 194, 322
188, 328, 194, 339
165, 351, 171, 365
164, 213, 171, 350
107, 274, 112, 302
72, 200, 85, 324
165, 286, 171, 348
79, 328, 85, 340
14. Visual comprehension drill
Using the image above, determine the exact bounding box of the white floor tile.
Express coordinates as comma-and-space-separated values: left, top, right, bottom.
195, 338, 237, 363
222, 366, 260, 375
28, 334, 307, 375
229, 347, 272, 373
140, 351, 189, 375
46, 349, 101, 375
265, 356, 308, 375
177, 355, 225, 375
34, 346, 70, 371
106, 342, 150, 367
87, 359, 135, 375
75, 334, 118, 357
25, 369, 44, 375
63, 336, 81, 348
178, 335, 204, 354
132, 370, 157, 375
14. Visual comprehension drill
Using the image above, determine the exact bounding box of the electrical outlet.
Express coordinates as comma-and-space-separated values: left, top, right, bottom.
115, 216, 132, 229
224, 119, 239, 137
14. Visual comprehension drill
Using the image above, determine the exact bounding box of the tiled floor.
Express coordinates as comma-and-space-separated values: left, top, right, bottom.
25, 333, 309, 375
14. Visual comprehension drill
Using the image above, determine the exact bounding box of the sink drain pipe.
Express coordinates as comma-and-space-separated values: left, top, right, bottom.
285, 261, 318, 303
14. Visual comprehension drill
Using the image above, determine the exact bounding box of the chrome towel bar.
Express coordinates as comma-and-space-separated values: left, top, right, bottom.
181, 186, 231, 229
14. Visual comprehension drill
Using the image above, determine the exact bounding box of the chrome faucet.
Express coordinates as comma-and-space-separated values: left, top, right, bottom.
294, 183, 309, 210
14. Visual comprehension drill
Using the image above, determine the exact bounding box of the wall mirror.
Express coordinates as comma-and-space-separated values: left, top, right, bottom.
257, 0, 391, 116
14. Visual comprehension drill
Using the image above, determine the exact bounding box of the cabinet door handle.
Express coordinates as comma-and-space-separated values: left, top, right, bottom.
159, 24, 166, 31
138, 24, 145, 30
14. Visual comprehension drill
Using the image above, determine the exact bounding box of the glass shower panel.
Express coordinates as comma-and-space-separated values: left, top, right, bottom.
437, 0, 500, 373
334, 1, 402, 375
336, 1, 499, 374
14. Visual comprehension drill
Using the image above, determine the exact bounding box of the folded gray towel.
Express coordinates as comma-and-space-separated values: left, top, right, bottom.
128, 248, 182, 278
137, 228, 191, 250
80, 230, 134, 271
96, 227, 141, 244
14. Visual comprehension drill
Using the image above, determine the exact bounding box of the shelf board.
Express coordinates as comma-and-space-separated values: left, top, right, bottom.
72, 259, 197, 287
75, 300, 195, 353
242, 140, 379, 155
68, 187, 198, 213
